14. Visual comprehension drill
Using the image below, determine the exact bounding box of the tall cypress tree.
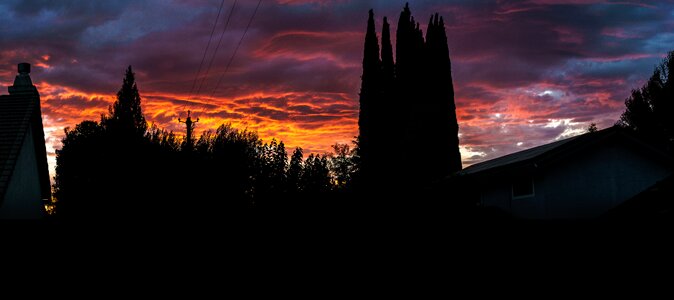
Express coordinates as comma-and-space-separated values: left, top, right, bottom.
394, 3, 417, 188
357, 4, 463, 198
396, 3, 413, 84
381, 17, 395, 86
378, 16, 398, 186
358, 9, 382, 186
426, 15, 462, 178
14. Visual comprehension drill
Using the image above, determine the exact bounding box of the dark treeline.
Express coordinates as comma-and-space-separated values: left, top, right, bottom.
618, 50, 674, 154
54, 66, 359, 220
358, 4, 462, 198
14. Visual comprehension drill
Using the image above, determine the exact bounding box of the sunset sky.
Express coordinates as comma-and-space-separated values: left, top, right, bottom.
1, 0, 673, 178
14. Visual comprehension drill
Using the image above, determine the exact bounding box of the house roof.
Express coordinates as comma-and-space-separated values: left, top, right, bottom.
459, 126, 673, 177
0, 64, 50, 205
460, 136, 581, 176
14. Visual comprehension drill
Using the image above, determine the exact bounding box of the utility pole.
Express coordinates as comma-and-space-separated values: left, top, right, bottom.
179, 110, 199, 150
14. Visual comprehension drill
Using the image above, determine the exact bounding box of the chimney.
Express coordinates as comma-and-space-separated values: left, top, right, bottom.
9, 62, 37, 94
18, 63, 30, 74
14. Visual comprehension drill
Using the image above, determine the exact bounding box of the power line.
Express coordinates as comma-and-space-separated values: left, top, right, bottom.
210, 0, 262, 99
193, 0, 238, 100
185, 0, 227, 109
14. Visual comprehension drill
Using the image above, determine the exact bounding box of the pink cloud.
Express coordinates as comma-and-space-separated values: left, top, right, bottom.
601, 27, 641, 39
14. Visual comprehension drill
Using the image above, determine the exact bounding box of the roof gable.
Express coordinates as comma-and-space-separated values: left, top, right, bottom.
0, 63, 50, 205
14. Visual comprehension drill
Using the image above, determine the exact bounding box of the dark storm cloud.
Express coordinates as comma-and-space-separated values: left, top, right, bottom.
447, 1, 674, 89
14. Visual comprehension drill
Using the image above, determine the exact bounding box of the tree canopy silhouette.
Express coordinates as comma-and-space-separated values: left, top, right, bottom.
618, 51, 674, 153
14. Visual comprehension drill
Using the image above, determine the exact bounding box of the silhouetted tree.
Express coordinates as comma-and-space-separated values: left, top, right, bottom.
143, 125, 182, 214
395, 3, 416, 87
587, 123, 598, 133
377, 16, 400, 190
272, 140, 288, 191
619, 51, 674, 152
381, 17, 395, 89
148, 125, 181, 151
287, 147, 304, 194
358, 9, 382, 188
255, 139, 289, 207
424, 13, 462, 179
102, 66, 147, 137
620, 89, 655, 134
209, 124, 262, 207
395, 5, 423, 188
54, 121, 106, 219
329, 143, 356, 190
302, 154, 331, 195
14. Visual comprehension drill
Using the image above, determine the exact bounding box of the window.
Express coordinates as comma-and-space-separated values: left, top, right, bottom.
512, 177, 534, 198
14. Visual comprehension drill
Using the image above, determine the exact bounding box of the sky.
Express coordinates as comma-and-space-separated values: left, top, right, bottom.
1, 0, 673, 178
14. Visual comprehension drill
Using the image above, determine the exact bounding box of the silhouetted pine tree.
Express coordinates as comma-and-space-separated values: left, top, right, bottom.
103, 66, 147, 137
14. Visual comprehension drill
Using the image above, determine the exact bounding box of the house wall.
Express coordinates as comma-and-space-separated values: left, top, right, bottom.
480, 141, 672, 219
480, 176, 546, 218
0, 125, 46, 219
480, 181, 513, 211
538, 142, 671, 219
